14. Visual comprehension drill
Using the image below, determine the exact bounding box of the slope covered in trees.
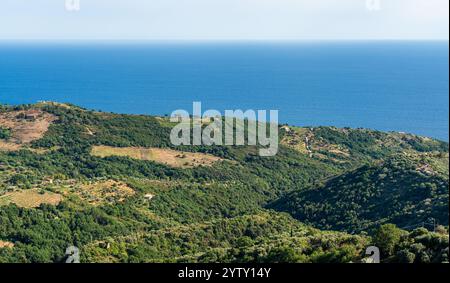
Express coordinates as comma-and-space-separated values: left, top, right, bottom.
270, 155, 449, 233
0, 103, 448, 263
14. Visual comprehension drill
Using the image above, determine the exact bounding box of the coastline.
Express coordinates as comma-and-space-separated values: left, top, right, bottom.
1, 101, 449, 143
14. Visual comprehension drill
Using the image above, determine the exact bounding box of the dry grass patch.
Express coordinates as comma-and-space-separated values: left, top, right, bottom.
281, 126, 312, 154
0, 189, 62, 208
61, 180, 135, 206
0, 109, 57, 151
0, 240, 14, 249
151, 148, 222, 168
91, 146, 223, 168
91, 146, 148, 160
0, 141, 21, 151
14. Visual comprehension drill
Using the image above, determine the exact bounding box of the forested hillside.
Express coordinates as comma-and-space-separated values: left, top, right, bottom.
0, 103, 448, 263
269, 155, 449, 233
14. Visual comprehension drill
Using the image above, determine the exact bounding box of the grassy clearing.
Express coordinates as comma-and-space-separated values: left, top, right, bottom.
0, 240, 14, 249
0, 189, 62, 208
91, 145, 223, 168
0, 109, 57, 151
58, 180, 136, 206
0, 141, 21, 151
280, 126, 311, 154
91, 146, 149, 160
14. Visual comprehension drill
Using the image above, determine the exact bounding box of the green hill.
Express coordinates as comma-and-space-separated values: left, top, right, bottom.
269, 154, 449, 233
0, 103, 448, 263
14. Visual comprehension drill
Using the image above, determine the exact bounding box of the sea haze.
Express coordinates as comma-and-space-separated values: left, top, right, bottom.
0, 41, 448, 141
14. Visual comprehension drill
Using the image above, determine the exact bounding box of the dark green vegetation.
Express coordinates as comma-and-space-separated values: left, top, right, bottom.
0, 103, 448, 263
270, 155, 449, 233
372, 224, 449, 263
0, 127, 10, 140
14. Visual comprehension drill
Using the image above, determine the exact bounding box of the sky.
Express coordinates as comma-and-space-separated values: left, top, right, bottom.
0, 0, 448, 40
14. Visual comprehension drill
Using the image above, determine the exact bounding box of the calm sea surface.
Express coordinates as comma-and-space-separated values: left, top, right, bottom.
0, 41, 448, 141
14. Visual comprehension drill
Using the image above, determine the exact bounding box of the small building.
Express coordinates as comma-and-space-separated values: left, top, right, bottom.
24, 110, 41, 120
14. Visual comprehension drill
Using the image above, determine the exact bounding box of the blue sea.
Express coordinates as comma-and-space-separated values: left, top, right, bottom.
0, 41, 448, 141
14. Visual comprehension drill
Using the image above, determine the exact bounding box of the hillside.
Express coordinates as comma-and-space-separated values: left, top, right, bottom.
280, 125, 448, 167
269, 154, 449, 233
0, 102, 448, 263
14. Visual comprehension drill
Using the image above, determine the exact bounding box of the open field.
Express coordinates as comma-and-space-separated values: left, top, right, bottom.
58, 180, 136, 206
0, 141, 21, 151
91, 145, 223, 168
0, 189, 62, 208
0, 240, 14, 249
0, 109, 57, 151
280, 126, 312, 154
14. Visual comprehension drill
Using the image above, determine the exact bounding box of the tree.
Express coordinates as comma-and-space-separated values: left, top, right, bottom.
373, 224, 405, 257
396, 250, 415, 263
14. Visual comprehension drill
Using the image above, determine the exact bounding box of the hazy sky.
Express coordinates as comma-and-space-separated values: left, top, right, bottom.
0, 0, 448, 40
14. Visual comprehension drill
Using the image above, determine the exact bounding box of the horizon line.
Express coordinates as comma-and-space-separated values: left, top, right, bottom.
0, 38, 449, 44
